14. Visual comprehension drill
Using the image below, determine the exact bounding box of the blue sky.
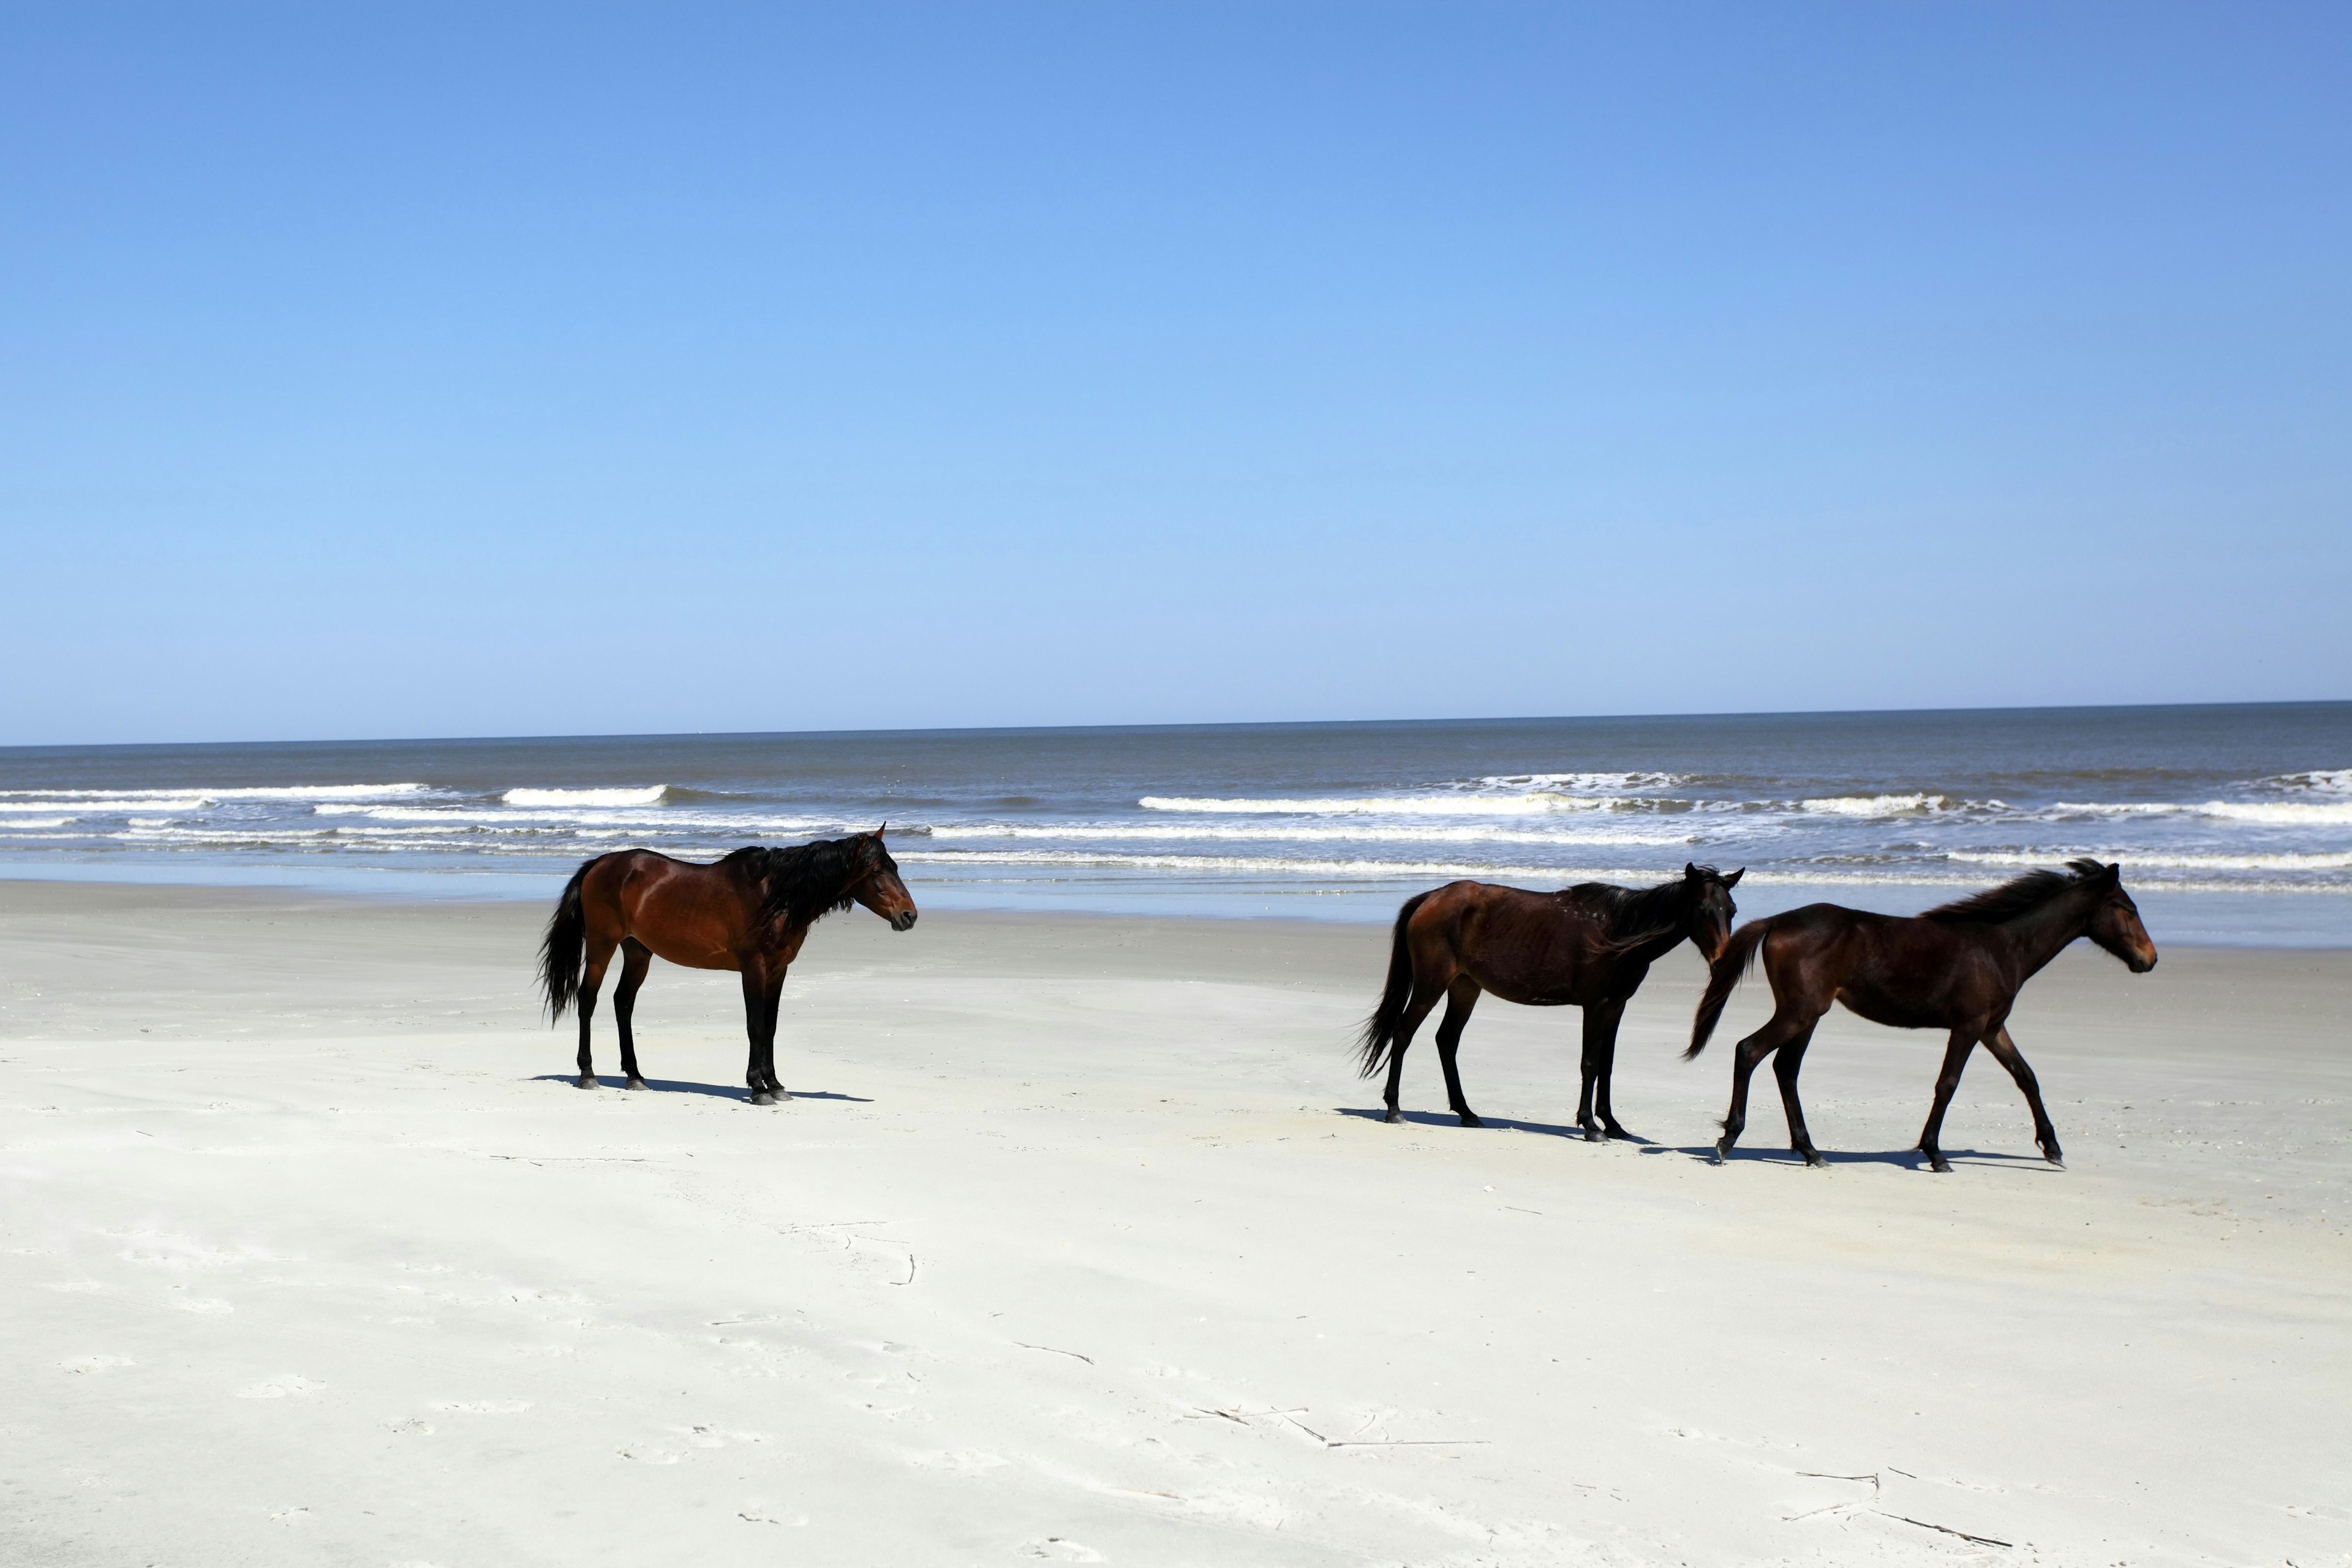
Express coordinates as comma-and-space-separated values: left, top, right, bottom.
3, 2, 2346, 745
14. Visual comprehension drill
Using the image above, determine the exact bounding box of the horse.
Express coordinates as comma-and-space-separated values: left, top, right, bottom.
1685, 858, 2157, 1171
536, 828, 917, 1105
1356, 863, 1743, 1139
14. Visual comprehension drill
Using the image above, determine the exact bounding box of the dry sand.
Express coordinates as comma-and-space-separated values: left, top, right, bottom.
3, 881, 2348, 1566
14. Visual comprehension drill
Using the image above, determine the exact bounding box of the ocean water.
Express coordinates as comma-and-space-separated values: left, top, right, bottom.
3, 704, 2349, 943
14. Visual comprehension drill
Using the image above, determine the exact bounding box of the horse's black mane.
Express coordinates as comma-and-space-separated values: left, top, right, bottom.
723, 834, 890, 935
1570, 865, 1724, 950
1923, 858, 2112, 924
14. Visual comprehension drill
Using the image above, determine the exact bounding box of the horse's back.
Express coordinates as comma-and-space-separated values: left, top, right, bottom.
584, 850, 755, 971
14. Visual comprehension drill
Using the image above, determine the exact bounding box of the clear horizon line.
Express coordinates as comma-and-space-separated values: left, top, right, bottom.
4, 695, 2347, 756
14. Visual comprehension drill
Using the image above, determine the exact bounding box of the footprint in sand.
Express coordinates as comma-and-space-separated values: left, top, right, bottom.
236, 1375, 323, 1398
1020, 1540, 1106, 1562
61, 1355, 134, 1374
388, 1418, 435, 1435
429, 1400, 530, 1414
170, 1296, 234, 1314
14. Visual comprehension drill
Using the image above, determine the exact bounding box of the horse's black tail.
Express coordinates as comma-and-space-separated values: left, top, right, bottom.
1356, 891, 1432, 1078
538, 858, 596, 1022
1684, 918, 1771, 1060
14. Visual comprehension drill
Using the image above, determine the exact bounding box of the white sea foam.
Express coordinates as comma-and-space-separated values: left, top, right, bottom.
0, 816, 75, 829
1950, 850, 2352, 873
500, 786, 669, 807
896, 848, 2352, 896
2051, 798, 2352, 826
900, 849, 1670, 881
2269, 768, 2352, 796
1472, 772, 1689, 794
928, 822, 1696, 847
1798, 793, 1975, 816
1139, 793, 1621, 817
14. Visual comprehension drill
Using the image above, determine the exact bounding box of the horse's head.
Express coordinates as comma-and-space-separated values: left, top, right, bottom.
849, 824, 919, 933
1683, 862, 1743, 963
2082, 861, 2157, 972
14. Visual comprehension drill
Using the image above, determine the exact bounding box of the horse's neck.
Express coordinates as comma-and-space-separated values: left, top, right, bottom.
1610, 886, 1689, 953
1997, 888, 2095, 978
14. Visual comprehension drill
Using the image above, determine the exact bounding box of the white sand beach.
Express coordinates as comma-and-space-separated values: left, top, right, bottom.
4, 881, 2348, 1566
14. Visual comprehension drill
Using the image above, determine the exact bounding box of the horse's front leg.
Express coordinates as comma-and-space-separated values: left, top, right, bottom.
758, 976, 789, 1104
1980, 1025, 2061, 1167
739, 966, 780, 1107
1588, 999, 1631, 1140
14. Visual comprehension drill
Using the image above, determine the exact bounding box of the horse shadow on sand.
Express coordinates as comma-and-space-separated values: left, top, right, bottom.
530, 1074, 873, 1105
1333, 1106, 1656, 1144
1335, 1107, 2052, 1172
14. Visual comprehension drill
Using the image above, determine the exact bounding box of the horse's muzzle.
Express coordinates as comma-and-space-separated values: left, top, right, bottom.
891, 910, 918, 933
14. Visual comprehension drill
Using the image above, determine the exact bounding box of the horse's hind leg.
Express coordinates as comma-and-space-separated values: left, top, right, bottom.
1433, 979, 1483, 1128
575, 936, 617, 1089
1770, 1024, 1825, 1167
612, 939, 652, 1090
1714, 1008, 1813, 1164
1981, 1025, 2062, 1167
1381, 980, 1449, 1124
1915, 1029, 1978, 1173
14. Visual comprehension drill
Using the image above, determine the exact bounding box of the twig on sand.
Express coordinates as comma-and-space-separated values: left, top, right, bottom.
1876, 1512, 2011, 1548
1016, 1342, 1094, 1365
1276, 1413, 1487, 1450
892, 1252, 916, 1287
1797, 1471, 1880, 1491
776, 1219, 891, 1235
1327, 1439, 1490, 1448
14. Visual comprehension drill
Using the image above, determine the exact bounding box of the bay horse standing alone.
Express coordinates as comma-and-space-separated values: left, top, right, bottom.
538, 829, 917, 1104
1358, 864, 1743, 1139
1686, 859, 2157, 1170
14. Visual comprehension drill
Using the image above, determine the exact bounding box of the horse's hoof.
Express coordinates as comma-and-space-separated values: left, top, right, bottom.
2045, 1153, 2066, 1169
1382, 1108, 1402, 1125
1582, 1127, 1605, 1144
1924, 1156, 1951, 1174
1458, 1112, 1483, 1129
773, 1090, 793, 1104
575, 1075, 598, 1090
1801, 1151, 1828, 1169
1605, 1125, 1634, 1142
1710, 1145, 1729, 1166
625, 1077, 647, 1090
748, 1090, 774, 1106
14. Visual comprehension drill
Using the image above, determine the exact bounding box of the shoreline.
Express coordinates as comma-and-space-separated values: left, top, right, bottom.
6, 862, 2351, 947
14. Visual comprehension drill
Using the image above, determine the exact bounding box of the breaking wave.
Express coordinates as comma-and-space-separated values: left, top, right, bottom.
500, 786, 669, 807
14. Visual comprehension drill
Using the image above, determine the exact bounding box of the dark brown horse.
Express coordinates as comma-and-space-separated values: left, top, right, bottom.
537, 829, 917, 1104
1686, 858, 2157, 1170
1357, 864, 1743, 1138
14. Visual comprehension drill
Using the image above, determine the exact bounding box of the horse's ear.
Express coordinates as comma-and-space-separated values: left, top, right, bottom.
875, 821, 888, 840
1684, 861, 1699, 879
2106, 861, 2122, 881
1724, 868, 1744, 888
